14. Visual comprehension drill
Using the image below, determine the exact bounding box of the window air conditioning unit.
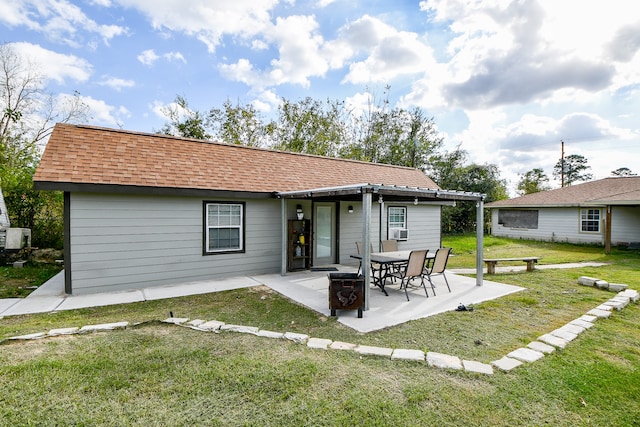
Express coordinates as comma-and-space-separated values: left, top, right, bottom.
391, 228, 409, 240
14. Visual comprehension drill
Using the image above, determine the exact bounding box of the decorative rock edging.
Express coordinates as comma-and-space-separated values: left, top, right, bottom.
490, 288, 639, 372
3, 289, 638, 376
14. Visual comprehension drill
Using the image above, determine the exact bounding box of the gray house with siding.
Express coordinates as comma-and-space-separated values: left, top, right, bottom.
34, 124, 484, 296
486, 176, 640, 252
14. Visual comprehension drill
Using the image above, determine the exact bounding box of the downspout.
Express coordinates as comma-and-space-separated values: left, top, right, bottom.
476, 197, 484, 286
605, 205, 612, 254
378, 196, 384, 251
64, 192, 72, 294
280, 197, 287, 275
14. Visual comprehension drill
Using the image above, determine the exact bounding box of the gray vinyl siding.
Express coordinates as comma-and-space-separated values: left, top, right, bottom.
337, 202, 380, 265
491, 207, 605, 245
611, 206, 640, 245
337, 203, 441, 265
402, 204, 442, 251
69, 193, 281, 295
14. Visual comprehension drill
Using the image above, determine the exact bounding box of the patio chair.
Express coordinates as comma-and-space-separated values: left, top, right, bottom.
381, 239, 398, 252
387, 249, 428, 301
423, 247, 452, 295
355, 241, 384, 281
381, 239, 401, 279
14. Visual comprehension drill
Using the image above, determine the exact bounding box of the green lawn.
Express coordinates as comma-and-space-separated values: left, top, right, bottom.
0, 262, 63, 298
1, 236, 639, 426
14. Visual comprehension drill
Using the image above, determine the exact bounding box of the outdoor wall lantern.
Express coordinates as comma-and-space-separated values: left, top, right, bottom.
414, 197, 419, 205
296, 204, 304, 220
348, 205, 354, 213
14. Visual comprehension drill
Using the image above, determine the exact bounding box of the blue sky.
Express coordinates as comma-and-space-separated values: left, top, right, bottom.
2, 0, 639, 194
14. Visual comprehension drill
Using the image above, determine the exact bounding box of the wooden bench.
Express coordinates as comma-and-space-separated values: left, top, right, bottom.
483, 257, 541, 274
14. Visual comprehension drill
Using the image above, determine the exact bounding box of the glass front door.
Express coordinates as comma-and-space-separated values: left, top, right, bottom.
314, 203, 335, 266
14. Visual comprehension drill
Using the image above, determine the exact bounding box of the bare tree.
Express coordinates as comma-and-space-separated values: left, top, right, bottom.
1, 43, 90, 156
0, 42, 90, 247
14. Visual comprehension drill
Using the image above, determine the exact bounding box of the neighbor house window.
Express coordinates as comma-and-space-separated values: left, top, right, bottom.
580, 208, 601, 233
204, 202, 245, 254
498, 209, 539, 229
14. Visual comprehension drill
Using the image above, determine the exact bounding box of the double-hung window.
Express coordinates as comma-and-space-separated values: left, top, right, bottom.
204, 202, 245, 254
388, 206, 408, 240
388, 206, 407, 230
580, 208, 601, 233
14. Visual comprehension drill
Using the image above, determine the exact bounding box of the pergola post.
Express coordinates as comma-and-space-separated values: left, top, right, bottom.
361, 191, 372, 310
280, 197, 287, 276
476, 198, 484, 286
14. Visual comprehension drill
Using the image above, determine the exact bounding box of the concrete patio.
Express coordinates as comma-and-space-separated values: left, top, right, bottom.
0, 265, 526, 333
260, 266, 525, 332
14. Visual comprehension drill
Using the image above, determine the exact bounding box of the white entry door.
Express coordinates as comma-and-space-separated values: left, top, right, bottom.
313, 203, 335, 266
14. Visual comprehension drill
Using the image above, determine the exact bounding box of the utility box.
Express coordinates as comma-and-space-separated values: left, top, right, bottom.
3, 228, 31, 250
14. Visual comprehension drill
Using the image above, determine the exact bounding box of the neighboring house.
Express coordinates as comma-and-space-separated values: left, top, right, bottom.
34, 124, 484, 295
486, 176, 640, 251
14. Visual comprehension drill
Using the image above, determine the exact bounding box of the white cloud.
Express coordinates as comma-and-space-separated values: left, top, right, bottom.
0, 0, 127, 46
165, 52, 186, 63
114, 0, 279, 52
252, 89, 280, 113
137, 49, 160, 65
316, 0, 337, 7
98, 76, 135, 91
88, 0, 112, 6
411, 0, 640, 112
11, 42, 92, 84
78, 94, 131, 126
451, 109, 638, 193
339, 15, 436, 84
137, 49, 186, 66
219, 59, 260, 87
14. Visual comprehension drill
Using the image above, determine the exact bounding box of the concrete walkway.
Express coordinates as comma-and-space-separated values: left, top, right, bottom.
0, 261, 607, 332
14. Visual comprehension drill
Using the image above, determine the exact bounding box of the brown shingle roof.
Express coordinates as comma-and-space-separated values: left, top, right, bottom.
34, 123, 439, 193
486, 176, 640, 207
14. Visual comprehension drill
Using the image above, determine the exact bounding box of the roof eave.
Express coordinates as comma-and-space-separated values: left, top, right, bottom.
33, 181, 274, 199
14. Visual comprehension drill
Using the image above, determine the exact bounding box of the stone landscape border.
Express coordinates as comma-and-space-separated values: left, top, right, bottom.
4, 287, 638, 376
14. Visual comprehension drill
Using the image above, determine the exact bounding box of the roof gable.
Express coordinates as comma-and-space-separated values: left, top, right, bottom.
34, 124, 439, 194
487, 176, 640, 208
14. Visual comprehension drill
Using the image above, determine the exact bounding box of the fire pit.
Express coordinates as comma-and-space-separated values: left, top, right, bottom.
328, 273, 364, 318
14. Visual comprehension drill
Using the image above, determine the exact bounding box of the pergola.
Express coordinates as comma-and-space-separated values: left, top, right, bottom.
277, 183, 486, 310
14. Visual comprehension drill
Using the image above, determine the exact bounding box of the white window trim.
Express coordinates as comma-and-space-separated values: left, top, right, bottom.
579, 208, 601, 234
204, 202, 245, 254
387, 206, 408, 239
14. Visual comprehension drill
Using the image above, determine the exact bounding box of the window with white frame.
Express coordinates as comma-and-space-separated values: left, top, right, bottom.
580, 208, 601, 233
204, 202, 245, 254
388, 206, 407, 238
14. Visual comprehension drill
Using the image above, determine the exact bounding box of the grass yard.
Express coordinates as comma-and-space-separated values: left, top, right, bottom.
1, 236, 639, 425
0, 262, 63, 298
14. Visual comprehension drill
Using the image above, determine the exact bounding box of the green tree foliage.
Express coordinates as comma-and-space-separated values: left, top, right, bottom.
429, 147, 508, 233
611, 167, 636, 176
517, 168, 551, 195
269, 97, 346, 157
339, 87, 443, 170
158, 95, 211, 140
0, 43, 89, 248
162, 88, 444, 171
553, 154, 593, 186
208, 99, 268, 147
